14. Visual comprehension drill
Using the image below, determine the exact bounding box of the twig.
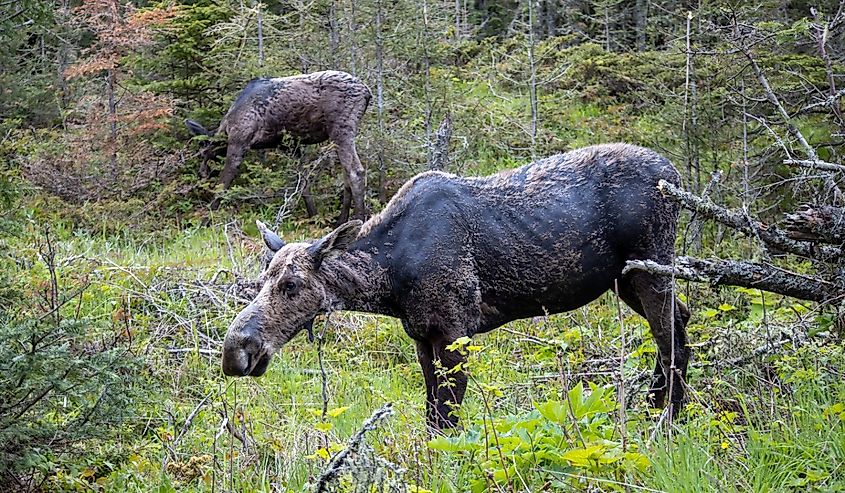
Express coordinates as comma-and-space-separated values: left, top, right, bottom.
165, 389, 216, 465
313, 403, 395, 493
624, 256, 841, 303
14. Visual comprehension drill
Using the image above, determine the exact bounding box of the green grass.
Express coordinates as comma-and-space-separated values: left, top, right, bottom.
5, 214, 845, 492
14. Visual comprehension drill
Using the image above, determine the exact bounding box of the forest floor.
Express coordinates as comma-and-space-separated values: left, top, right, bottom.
7, 199, 845, 492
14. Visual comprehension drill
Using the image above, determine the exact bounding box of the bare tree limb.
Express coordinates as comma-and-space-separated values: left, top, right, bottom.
428, 113, 452, 171
657, 180, 842, 262
740, 43, 844, 203
314, 403, 396, 493
623, 256, 841, 303
783, 159, 845, 173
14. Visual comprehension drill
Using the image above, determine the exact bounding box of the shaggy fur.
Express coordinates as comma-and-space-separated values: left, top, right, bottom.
222, 143, 691, 429
187, 70, 371, 220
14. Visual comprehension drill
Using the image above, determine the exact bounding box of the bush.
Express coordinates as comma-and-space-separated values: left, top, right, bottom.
0, 224, 142, 490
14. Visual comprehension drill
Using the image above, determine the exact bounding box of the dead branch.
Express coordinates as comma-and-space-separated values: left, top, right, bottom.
657, 180, 842, 262
698, 338, 792, 369
740, 42, 844, 203
218, 407, 255, 452
783, 204, 845, 244
623, 256, 841, 303
428, 113, 452, 171
313, 403, 397, 493
783, 159, 845, 173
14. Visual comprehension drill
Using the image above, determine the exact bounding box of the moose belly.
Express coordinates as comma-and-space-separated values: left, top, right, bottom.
477, 265, 620, 332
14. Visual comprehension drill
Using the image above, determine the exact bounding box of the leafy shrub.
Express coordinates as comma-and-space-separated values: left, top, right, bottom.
0, 226, 142, 490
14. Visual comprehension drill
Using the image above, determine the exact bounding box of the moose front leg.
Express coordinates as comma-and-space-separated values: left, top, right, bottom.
415, 340, 438, 428
431, 339, 467, 429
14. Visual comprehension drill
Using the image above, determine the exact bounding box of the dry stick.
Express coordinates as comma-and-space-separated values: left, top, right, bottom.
164, 389, 216, 467
613, 279, 627, 453
314, 403, 395, 493
656, 179, 843, 262
623, 256, 840, 304
667, 254, 677, 443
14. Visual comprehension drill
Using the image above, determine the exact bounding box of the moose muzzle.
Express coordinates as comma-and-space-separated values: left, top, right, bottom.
221, 307, 271, 377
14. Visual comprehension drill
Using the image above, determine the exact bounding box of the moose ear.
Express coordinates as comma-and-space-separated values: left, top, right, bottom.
307, 220, 363, 269
256, 220, 285, 252
185, 119, 210, 136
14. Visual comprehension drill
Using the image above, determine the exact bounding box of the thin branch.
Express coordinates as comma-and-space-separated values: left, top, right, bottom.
657, 180, 842, 262
314, 403, 395, 493
623, 256, 841, 303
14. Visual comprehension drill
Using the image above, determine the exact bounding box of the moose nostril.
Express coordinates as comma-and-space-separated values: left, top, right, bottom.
222, 348, 253, 376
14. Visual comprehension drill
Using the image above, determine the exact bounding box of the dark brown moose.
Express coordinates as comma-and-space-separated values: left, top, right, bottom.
186, 70, 371, 220
221, 143, 691, 429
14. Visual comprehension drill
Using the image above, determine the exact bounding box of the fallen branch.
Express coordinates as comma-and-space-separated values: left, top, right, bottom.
698, 338, 792, 369
783, 204, 845, 244
624, 256, 842, 303
314, 403, 398, 493
657, 180, 842, 262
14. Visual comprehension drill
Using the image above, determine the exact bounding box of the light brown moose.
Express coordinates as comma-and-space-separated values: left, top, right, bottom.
187, 70, 371, 220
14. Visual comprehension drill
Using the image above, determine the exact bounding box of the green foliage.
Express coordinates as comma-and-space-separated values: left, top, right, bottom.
427, 380, 648, 491
2, 0, 845, 490
0, 226, 142, 488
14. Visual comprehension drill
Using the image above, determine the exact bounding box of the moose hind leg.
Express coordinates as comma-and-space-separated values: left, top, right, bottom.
335, 139, 367, 221
625, 272, 690, 412
337, 183, 352, 225
616, 279, 666, 406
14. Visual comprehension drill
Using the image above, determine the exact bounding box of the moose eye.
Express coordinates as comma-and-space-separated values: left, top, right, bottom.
280, 279, 300, 295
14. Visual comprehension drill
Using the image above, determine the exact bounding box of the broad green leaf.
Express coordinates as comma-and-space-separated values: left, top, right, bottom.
326, 406, 349, 418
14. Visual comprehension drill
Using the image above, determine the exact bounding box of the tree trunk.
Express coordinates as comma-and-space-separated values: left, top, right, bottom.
375, 0, 387, 203
635, 0, 647, 51
328, 0, 339, 67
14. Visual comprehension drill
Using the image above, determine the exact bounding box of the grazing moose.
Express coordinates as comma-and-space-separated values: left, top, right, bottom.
221, 143, 691, 429
186, 70, 371, 220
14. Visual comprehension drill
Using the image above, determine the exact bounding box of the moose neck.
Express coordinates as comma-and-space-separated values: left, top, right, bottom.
317, 248, 394, 317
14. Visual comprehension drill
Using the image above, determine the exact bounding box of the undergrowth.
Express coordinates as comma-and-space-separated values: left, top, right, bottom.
2, 205, 843, 491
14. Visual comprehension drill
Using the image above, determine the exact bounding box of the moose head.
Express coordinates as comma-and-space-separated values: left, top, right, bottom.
221, 220, 363, 377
